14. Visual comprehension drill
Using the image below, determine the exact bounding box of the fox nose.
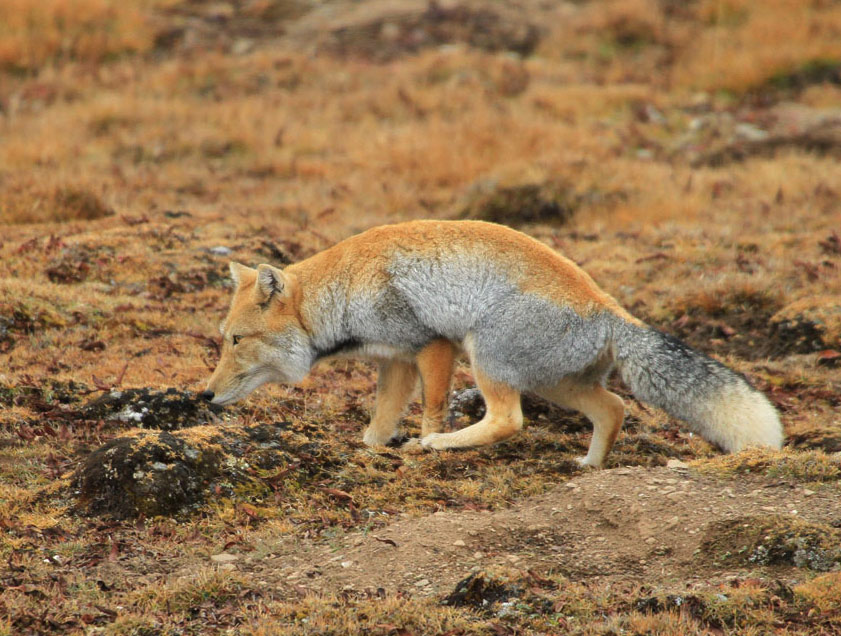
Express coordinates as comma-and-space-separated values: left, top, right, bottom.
199, 390, 215, 402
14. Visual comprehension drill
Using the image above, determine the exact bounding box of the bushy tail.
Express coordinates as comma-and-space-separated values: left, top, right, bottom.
612, 318, 783, 453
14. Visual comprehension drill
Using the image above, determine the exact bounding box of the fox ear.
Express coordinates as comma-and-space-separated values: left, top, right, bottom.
229, 262, 254, 287
255, 263, 288, 305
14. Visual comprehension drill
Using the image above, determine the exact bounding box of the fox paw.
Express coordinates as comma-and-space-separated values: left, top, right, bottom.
363, 427, 402, 447
420, 432, 448, 451
400, 438, 424, 453
575, 455, 602, 469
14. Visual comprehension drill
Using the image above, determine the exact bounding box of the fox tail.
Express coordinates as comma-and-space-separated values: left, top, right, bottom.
612, 319, 783, 452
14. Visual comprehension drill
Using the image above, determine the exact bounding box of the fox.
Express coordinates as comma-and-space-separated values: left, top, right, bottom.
201, 220, 783, 467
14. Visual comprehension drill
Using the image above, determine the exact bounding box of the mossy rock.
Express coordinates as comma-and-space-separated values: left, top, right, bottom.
442, 572, 523, 609
700, 514, 841, 572
81, 388, 224, 431
73, 423, 337, 518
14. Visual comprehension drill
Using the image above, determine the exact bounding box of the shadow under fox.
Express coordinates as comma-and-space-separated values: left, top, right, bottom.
203, 220, 783, 467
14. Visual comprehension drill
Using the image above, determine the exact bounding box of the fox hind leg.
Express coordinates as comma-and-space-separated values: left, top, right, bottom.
363, 360, 418, 447
421, 365, 523, 450
536, 380, 625, 468
415, 339, 457, 437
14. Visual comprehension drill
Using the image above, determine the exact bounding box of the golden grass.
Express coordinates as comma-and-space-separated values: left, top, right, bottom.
680, 0, 841, 91
692, 448, 841, 484
0, 2, 840, 634
0, 0, 161, 73
0, 181, 113, 225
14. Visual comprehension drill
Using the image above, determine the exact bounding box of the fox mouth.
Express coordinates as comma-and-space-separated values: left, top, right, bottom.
209, 369, 280, 405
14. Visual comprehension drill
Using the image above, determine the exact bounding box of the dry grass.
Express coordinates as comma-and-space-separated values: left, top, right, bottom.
0, 0, 160, 73
681, 0, 841, 91
1, 0, 840, 633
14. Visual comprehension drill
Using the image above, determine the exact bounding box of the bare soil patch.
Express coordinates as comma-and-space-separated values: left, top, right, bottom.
223, 465, 841, 598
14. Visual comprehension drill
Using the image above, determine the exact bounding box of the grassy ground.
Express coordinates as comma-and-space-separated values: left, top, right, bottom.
1, 0, 840, 633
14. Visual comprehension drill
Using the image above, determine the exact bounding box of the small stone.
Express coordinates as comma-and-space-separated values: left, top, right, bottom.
565, 482, 579, 489
453, 539, 466, 547
666, 459, 688, 469
645, 537, 656, 545
209, 246, 232, 256
804, 489, 816, 496
340, 561, 354, 568
473, 551, 484, 559
415, 578, 430, 587
734, 122, 769, 142
211, 553, 238, 564
219, 563, 236, 571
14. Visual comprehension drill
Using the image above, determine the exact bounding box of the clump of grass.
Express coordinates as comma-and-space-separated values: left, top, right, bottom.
589, 0, 667, 50
794, 572, 841, 614
691, 448, 841, 483
0, 0, 158, 73
0, 184, 113, 225
129, 568, 247, 614
675, 0, 841, 91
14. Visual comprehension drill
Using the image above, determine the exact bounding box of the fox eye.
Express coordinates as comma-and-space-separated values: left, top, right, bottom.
232, 335, 242, 346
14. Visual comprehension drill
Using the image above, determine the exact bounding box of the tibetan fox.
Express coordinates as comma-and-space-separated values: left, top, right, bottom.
202, 220, 782, 466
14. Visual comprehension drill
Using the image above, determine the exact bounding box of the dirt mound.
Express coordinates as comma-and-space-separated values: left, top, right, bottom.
246, 462, 841, 598
457, 181, 579, 227
692, 103, 841, 167
152, 0, 313, 53
289, 0, 540, 62
656, 290, 839, 360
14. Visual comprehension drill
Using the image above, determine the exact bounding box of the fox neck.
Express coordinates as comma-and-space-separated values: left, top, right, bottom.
287, 258, 356, 367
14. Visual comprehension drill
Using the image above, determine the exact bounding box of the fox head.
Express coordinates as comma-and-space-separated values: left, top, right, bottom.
202, 262, 313, 405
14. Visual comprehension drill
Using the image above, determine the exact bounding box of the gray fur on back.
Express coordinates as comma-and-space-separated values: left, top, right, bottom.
306, 251, 615, 390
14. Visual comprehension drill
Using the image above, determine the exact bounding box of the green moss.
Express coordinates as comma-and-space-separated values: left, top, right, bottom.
700, 514, 841, 571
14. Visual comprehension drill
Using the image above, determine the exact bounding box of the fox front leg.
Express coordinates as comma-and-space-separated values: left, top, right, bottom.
415, 339, 456, 437
363, 359, 418, 447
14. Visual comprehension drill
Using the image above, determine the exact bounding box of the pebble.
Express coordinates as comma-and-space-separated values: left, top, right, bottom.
565, 482, 579, 489
415, 579, 430, 587
666, 459, 689, 469
453, 539, 466, 547
211, 553, 239, 564
209, 246, 232, 256
341, 561, 354, 568
473, 551, 484, 559
804, 489, 816, 496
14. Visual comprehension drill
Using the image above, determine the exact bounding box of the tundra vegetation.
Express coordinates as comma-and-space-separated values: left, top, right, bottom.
1, 0, 840, 633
